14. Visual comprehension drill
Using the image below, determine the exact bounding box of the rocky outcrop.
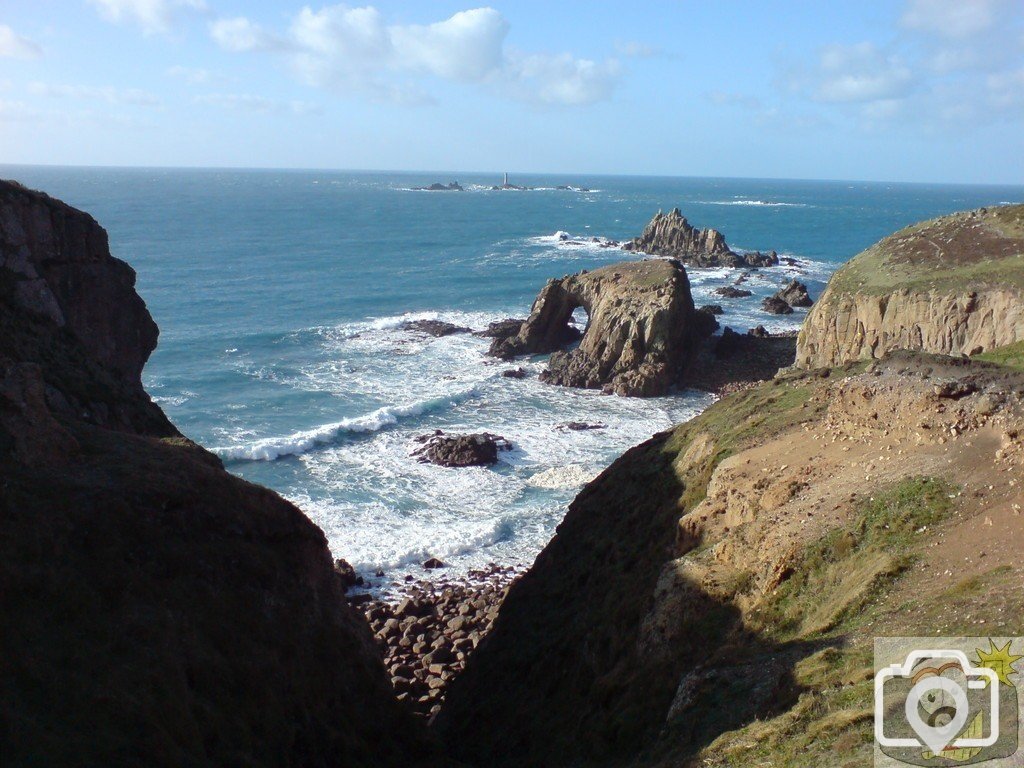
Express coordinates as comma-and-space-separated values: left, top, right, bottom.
1, 181, 432, 767
0, 180, 175, 436
715, 285, 753, 298
761, 295, 794, 314
491, 260, 703, 396
414, 181, 463, 191
775, 279, 813, 308
413, 430, 512, 467
797, 204, 1024, 368
624, 208, 779, 268
402, 319, 471, 336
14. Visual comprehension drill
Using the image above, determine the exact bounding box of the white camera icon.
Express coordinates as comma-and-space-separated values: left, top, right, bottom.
875, 649, 1000, 755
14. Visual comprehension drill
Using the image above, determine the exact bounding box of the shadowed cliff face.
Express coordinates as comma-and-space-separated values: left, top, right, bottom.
0, 181, 433, 767
0, 179, 175, 437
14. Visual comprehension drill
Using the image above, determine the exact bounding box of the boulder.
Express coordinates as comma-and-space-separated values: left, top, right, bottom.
501, 367, 527, 379
761, 296, 794, 315
797, 204, 1024, 368
626, 208, 778, 269
413, 431, 512, 467
773, 279, 813, 308
490, 260, 703, 396
699, 304, 724, 315
714, 286, 753, 299
401, 319, 471, 337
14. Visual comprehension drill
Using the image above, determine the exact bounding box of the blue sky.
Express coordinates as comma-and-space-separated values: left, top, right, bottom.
1, 1, 1022, 183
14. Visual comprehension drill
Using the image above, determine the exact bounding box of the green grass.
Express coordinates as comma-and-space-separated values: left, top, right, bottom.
750, 477, 956, 640
973, 340, 1024, 371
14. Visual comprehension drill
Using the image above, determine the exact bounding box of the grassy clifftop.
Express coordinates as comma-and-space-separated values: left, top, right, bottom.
827, 204, 1024, 295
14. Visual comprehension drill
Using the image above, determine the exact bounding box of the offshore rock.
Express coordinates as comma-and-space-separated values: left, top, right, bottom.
774, 279, 814, 308
492, 260, 702, 397
625, 208, 780, 268
413, 430, 512, 467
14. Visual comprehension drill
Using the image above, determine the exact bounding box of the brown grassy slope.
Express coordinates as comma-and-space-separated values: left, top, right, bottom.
436, 353, 1024, 767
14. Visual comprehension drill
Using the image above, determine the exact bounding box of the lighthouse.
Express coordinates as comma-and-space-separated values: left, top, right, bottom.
503, 172, 508, 187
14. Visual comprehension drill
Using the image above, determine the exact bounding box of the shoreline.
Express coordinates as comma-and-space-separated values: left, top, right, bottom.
349, 563, 522, 720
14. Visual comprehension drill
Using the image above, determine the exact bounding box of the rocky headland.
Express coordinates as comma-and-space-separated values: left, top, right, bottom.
624, 207, 780, 268
0, 180, 434, 767
797, 204, 1024, 368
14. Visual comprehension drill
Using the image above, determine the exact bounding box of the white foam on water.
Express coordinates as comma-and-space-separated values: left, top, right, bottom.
215, 389, 477, 461
526, 464, 598, 489
695, 199, 810, 207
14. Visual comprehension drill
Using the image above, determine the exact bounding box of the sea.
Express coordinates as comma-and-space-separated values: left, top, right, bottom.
5, 166, 1022, 588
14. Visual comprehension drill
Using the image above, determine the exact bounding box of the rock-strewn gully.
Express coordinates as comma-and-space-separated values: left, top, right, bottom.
359, 565, 520, 720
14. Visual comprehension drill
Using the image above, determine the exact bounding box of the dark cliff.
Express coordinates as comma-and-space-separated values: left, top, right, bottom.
0, 180, 432, 767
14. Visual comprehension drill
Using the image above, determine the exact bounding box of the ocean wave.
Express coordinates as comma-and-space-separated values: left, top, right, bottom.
215, 390, 474, 462
526, 231, 623, 251
696, 199, 809, 207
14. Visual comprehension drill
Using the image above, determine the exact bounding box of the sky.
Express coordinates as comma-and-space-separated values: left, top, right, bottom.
1, 0, 1023, 184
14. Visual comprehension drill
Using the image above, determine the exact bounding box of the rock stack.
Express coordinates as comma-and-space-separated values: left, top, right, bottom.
624, 208, 779, 268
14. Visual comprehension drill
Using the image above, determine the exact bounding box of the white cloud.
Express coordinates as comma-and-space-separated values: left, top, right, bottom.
812, 42, 913, 103
0, 99, 41, 121
0, 25, 42, 59
29, 82, 162, 107
210, 4, 619, 106
209, 16, 281, 52
389, 8, 508, 81
196, 92, 322, 115
88, 0, 206, 35
986, 68, 1024, 111
505, 52, 619, 106
900, 0, 1000, 39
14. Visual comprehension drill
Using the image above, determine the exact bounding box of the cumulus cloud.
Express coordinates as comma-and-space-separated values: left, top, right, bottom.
900, 0, 1000, 39
0, 25, 42, 59
811, 43, 914, 103
786, 0, 1024, 130
195, 93, 322, 114
209, 16, 282, 52
29, 81, 162, 107
209, 4, 619, 106
88, 0, 207, 35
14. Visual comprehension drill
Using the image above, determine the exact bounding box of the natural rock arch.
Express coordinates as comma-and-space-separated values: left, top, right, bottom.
490, 259, 702, 396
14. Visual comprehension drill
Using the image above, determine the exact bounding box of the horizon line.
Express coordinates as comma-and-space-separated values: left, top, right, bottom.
1, 161, 1022, 190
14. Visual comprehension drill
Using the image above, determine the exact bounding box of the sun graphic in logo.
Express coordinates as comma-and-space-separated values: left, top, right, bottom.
975, 639, 1023, 688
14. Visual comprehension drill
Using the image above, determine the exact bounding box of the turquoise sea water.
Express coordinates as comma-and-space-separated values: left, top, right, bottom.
4, 166, 1022, 583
